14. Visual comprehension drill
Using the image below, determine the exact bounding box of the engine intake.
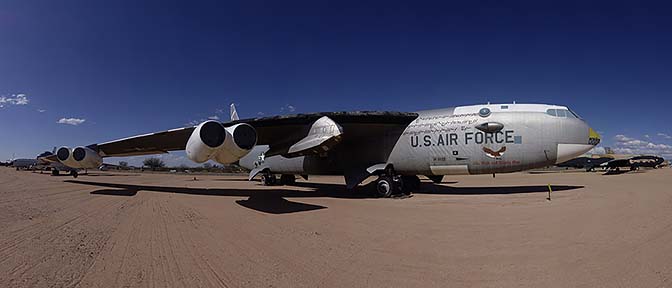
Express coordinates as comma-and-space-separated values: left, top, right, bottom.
186, 121, 257, 164
56, 146, 103, 169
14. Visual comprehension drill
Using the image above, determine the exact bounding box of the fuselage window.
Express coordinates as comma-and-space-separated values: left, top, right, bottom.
546, 109, 557, 117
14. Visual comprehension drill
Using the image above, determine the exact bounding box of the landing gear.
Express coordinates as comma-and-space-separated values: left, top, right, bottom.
280, 174, 296, 185
375, 175, 396, 198
71, 170, 78, 178
261, 172, 276, 186
401, 175, 421, 193
374, 167, 419, 198
51, 169, 60, 176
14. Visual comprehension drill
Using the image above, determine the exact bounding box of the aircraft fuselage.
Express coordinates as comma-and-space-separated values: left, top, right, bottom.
240, 104, 598, 178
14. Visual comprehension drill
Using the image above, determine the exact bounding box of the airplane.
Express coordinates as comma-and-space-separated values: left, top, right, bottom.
46, 103, 600, 197
601, 155, 666, 172
10, 158, 40, 170
556, 155, 614, 171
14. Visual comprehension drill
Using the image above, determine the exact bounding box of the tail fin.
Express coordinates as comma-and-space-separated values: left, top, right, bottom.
230, 103, 239, 121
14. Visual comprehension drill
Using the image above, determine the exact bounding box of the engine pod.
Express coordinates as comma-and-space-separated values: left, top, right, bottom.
72, 146, 103, 169
214, 123, 257, 164
186, 120, 228, 163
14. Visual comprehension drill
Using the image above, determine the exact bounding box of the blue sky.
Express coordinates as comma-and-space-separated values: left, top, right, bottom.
1, 0, 672, 165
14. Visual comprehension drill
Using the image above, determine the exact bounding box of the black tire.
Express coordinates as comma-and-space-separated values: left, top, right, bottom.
401, 175, 420, 194
262, 174, 276, 186
375, 176, 394, 198
280, 174, 296, 185
52, 170, 60, 176
71, 171, 78, 178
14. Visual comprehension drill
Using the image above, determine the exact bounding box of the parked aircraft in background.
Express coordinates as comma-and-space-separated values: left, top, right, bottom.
10, 158, 40, 170
46, 103, 600, 197
556, 155, 614, 171
557, 147, 666, 172
601, 155, 666, 172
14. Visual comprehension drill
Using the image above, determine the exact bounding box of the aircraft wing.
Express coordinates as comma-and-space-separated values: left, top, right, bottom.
85, 111, 418, 158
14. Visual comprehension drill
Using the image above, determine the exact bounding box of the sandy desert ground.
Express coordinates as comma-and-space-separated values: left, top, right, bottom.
0, 167, 671, 287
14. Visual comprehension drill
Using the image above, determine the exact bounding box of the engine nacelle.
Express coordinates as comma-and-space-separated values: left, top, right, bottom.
72, 146, 103, 168
56, 146, 77, 168
186, 121, 257, 164
56, 146, 103, 169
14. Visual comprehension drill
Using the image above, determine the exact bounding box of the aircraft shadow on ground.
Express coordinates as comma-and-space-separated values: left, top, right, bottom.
69, 179, 583, 199
415, 184, 584, 195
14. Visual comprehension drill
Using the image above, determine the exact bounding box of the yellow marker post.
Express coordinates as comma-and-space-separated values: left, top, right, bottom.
547, 184, 552, 201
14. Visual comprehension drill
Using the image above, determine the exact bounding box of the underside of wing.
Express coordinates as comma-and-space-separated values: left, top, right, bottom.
85, 111, 417, 160
225, 111, 418, 157
92, 127, 196, 157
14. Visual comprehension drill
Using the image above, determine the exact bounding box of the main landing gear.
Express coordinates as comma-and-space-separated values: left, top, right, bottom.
374, 168, 421, 198
261, 172, 296, 186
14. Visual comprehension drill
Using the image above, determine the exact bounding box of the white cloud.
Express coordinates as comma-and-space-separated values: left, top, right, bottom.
644, 134, 650, 138
37, 109, 46, 113
0, 93, 29, 108
208, 115, 220, 120
657, 133, 672, 139
280, 104, 296, 113
257, 112, 265, 116
612, 134, 672, 158
57, 118, 86, 126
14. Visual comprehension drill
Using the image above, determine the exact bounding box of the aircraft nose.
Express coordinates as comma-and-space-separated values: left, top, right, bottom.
589, 127, 601, 146
554, 124, 600, 164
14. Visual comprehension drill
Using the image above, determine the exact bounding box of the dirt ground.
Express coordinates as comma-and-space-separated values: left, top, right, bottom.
0, 167, 671, 287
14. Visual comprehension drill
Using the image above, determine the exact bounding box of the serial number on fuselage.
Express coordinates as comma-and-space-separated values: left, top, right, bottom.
410, 130, 519, 147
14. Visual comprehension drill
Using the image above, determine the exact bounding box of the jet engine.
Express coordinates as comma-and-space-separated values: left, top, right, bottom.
56, 146, 103, 169
186, 121, 257, 164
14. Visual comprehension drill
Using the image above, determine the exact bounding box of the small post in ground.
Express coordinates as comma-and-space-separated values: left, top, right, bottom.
547, 184, 552, 201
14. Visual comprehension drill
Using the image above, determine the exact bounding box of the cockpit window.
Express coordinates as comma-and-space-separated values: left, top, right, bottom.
568, 109, 581, 119
546, 108, 576, 118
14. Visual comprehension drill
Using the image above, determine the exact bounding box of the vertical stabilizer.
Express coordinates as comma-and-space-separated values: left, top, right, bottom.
230, 103, 239, 121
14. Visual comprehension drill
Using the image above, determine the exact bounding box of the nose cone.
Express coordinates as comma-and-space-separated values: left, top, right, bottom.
589, 127, 601, 146
555, 124, 600, 164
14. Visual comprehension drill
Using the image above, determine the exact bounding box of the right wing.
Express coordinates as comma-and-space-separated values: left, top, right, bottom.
88, 111, 418, 159
92, 127, 196, 157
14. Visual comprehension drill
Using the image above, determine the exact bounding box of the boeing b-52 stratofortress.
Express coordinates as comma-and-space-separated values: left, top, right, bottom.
45, 103, 600, 197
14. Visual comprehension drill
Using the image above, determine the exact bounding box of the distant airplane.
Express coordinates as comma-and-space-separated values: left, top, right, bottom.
556, 156, 614, 171
10, 158, 40, 170
47, 103, 600, 197
601, 155, 666, 172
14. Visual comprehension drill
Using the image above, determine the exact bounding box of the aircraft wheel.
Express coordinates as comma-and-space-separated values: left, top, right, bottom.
52, 170, 60, 176
262, 174, 276, 186
375, 176, 394, 198
280, 174, 296, 185
71, 170, 78, 178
